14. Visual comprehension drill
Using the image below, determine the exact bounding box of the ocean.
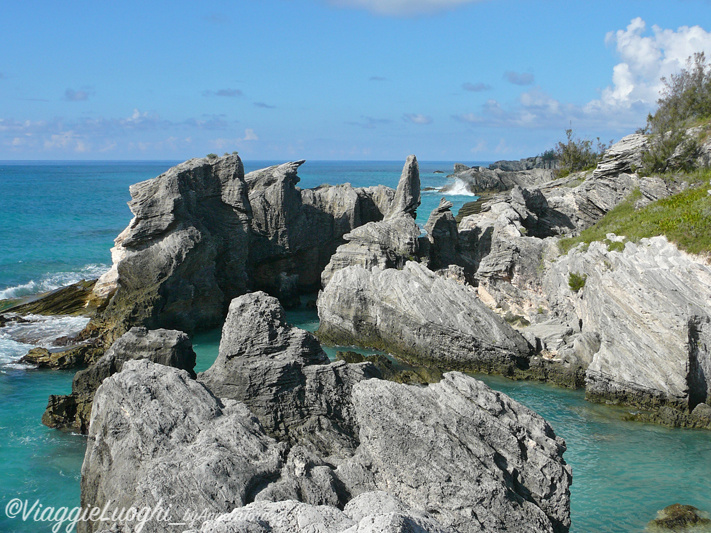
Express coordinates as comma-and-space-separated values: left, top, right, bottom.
0, 160, 709, 532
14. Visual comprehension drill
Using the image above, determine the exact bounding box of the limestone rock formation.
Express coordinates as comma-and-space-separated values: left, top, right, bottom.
423, 198, 462, 271
545, 237, 711, 422
89, 154, 397, 342
317, 262, 531, 372
92, 154, 253, 338
199, 292, 380, 457
320, 216, 422, 287
386, 155, 420, 219
336, 373, 572, 533
444, 166, 555, 195
43, 327, 196, 433
79, 360, 284, 533
188, 492, 455, 533
320, 156, 423, 287
591, 133, 648, 179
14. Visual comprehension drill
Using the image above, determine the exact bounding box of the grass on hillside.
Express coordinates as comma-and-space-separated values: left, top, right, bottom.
559, 168, 711, 256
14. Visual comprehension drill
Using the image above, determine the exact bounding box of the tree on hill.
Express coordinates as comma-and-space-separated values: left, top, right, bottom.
642, 52, 711, 174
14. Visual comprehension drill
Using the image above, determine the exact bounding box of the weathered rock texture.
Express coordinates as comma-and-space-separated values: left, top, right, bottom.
82, 361, 571, 532
199, 291, 380, 458
336, 373, 572, 533
386, 154, 420, 219
317, 262, 531, 373
444, 166, 555, 195
90, 154, 396, 341
545, 236, 711, 425
43, 327, 195, 433
188, 492, 456, 533
79, 360, 284, 533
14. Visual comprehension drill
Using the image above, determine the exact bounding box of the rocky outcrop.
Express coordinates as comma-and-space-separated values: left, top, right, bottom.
386, 155, 420, 219
489, 156, 560, 172
423, 198, 462, 271
591, 133, 647, 179
92, 155, 253, 338
191, 492, 454, 532
82, 360, 571, 532
79, 360, 285, 533
444, 167, 555, 195
317, 262, 531, 373
336, 373, 572, 533
43, 327, 195, 433
199, 292, 380, 458
544, 237, 711, 425
320, 156, 422, 287
247, 161, 395, 298
321, 216, 422, 287
89, 154, 397, 342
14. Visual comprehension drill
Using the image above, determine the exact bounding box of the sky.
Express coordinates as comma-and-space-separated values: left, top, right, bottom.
1, 0, 710, 162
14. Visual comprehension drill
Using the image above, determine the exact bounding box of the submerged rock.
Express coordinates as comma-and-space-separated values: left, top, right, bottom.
648, 503, 711, 531
43, 327, 195, 433
317, 262, 531, 373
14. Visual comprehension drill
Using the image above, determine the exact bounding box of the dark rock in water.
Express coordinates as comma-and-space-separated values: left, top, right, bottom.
199, 292, 380, 458
43, 327, 195, 433
20, 347, 75, 369
433, 170, 444, 174
453, 163, 470, 173
648, 503, 710, 530
79, 359, 285, 533
318, 262, 532, 373
4, 279, 98, 317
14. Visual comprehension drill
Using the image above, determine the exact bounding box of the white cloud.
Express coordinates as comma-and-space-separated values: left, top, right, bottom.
242, 128, 258, 141
403, 113, 433, 125
64, 88, 92, 102
590, 17, 711, 112
327, 0, 486, 16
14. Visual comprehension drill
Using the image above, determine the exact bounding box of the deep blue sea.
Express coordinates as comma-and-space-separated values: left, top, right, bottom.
0, 160, 709, 532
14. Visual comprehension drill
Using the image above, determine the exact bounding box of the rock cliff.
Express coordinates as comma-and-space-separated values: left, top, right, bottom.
317, 262, 531, 373
43, 327, 195, 433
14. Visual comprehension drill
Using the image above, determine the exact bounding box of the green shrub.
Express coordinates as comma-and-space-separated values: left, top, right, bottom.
641, 52, 711, 175
553, 129, 612, 178
559, 169, 711, 255
206, 153, 218, 160
568, 272, 587, 293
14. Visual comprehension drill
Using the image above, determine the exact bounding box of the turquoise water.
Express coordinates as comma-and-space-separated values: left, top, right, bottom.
1, 160, 709, 532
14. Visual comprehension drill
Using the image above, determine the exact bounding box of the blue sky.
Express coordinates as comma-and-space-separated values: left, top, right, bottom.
1, 0, 710, 161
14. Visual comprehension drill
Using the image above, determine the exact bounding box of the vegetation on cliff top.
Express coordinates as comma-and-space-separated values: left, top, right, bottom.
560, 167, 711, 256
641, 52, 711, 175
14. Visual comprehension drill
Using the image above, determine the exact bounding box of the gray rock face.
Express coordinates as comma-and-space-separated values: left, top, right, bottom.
317, 262, 531, 372
592, 133, 647, 179
444, 167, 555, 195
247, 162, 394, 296
95, 155, 253, 337
43, 327, 195, 433
337, 373, 571, 533
79, 360, 285, 533
91, 154, 397, 341
189, 492, 454, 533
489, 156, 559, 172
321, 216, 422, 287
386, 155, 420, 219
545, 237, 711, 414
423, 198, 461, 271
199, 292, 379, 457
